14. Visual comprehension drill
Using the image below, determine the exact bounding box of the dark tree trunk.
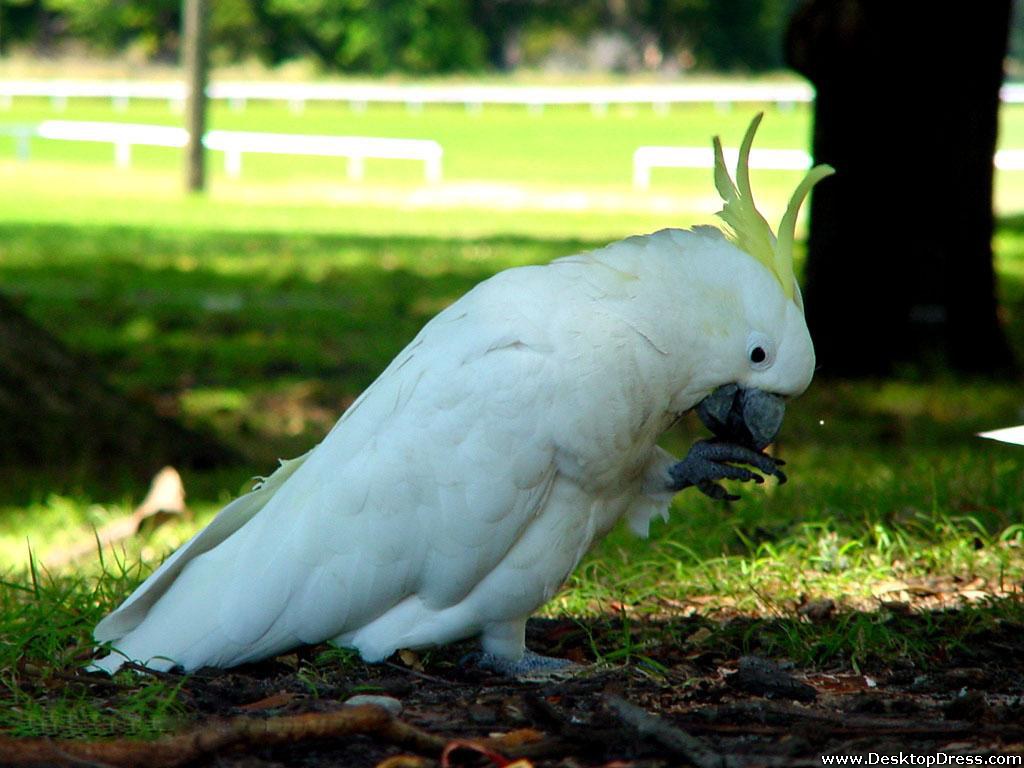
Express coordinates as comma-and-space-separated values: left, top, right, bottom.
183, 0, 209, 193
0, 294, 236, 479
786, 1, 1015, 376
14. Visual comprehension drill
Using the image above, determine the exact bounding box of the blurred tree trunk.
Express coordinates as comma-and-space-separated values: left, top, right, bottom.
0, 294, 236, 478
183, 0, 209, 192
786, 1, 1015, 376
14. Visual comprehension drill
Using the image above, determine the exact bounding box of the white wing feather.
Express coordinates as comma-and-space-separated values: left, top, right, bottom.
94, 265, 574, 670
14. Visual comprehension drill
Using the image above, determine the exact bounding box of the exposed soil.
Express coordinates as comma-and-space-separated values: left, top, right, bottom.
12, 611, 1022, 768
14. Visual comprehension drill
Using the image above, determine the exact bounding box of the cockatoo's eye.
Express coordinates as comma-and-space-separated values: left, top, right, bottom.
746, 332, 775, 371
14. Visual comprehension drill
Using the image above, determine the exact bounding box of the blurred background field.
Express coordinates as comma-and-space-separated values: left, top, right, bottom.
4, 94, 1024, 230
0, 95, 813, 234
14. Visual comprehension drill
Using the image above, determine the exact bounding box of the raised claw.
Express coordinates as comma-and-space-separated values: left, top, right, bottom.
667, 439, 786, 500
697, 479, 741, 502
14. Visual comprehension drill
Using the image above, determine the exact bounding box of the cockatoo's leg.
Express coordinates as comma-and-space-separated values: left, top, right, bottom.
465, 619, 581, 680
667, 439, 786, 502
480, 617, 528, 657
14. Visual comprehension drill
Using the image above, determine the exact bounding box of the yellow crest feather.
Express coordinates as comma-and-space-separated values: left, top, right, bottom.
713, 113, 834, 303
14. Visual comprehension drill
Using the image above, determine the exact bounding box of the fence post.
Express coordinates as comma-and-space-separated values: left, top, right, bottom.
224, 148, 242, 178
347, 155, 365, 181
115, 140, 131, 169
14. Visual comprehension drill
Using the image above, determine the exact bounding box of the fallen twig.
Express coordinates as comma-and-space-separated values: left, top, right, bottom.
119, 661, 181, 680
725, 655, 817, 703
606, 696, 726, 768
384, 660, 458, 687
0, 703, 445, 768
607, 697, 827, 768
521, 693, 625, 757
0, 702, 571, 768
693, 699, 985, 736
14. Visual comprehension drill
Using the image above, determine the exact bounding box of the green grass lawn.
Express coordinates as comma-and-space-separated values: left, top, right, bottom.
1, 89, 1024, 739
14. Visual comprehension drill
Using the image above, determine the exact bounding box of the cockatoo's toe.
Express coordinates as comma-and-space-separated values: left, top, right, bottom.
668, 439, 786, 500
462, 649, 585, 682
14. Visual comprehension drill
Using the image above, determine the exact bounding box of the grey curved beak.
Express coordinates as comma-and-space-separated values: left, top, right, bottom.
696, 384, 785, 450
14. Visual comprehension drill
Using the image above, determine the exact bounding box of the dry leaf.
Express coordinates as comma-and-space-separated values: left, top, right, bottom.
375, 756, 432, 768
237, 691, 297, 712
399, 649, 424, 671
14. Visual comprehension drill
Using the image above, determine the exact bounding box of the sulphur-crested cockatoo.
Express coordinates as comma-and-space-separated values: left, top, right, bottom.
92, 115, 833, 677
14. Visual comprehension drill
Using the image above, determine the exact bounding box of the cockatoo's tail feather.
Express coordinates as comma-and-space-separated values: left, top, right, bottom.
713, 112, 834, 303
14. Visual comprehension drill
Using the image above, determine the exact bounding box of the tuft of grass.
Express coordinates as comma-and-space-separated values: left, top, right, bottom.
0, 678, 189, 740
0, 545, 192, 739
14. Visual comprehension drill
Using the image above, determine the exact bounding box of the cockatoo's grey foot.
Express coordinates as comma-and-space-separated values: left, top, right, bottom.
667, 439, 786, 501
462, 650, 583, 682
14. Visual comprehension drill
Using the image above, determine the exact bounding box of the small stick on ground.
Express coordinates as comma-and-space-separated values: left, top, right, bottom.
725, 655, 817, 703
607, 696, 726, 768
0, 704, 446, 768
609, 697, 871, 768
697, 699, 995, 737
383, 660, 458, 687
119, 661, 182, 680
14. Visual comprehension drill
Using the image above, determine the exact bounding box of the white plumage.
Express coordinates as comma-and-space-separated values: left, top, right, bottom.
91, 224, 815, 674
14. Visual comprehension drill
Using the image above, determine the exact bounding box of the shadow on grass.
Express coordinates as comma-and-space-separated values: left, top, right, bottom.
0, 222, 598, 497
534, 595, 1024, 676
1, 218, 1024, 496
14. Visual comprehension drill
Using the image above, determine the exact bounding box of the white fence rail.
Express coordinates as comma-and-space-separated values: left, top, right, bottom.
31, 120, 443, 181
4, 80, 1024, 114
36, 120, 186, 167
0, 80, 816, 113
203, 129, 442, 180
633, 146, 812, 188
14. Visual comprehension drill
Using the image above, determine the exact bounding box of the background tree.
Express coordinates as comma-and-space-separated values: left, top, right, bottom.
643, 0, 794, 71
241, 0, 489, 74
7, 0, 1024, 78
0, 0, 804, 75
786, 0, 1015, 376
44, 0, 182, 60
182, 0, 208, 193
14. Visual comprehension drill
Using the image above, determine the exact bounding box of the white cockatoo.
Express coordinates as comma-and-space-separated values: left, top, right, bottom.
92, 115, 833, 677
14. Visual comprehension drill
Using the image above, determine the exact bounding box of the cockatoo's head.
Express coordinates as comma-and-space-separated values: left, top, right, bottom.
692, 113, 834, 449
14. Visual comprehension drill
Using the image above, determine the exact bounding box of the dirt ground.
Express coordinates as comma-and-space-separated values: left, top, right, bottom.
11, 611, 1021, 768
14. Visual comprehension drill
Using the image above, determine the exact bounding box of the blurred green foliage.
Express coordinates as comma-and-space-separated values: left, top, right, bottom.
0, 0, 799, 73
258, 0, 488, 73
